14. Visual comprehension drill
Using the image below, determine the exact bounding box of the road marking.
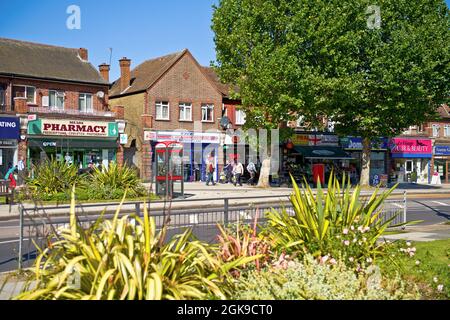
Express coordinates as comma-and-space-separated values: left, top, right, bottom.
432, 201, 449, 207
0, 238, 32, 245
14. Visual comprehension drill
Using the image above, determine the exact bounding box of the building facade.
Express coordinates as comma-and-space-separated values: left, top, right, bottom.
109, 49, 245, 182
0, 38, 124, 175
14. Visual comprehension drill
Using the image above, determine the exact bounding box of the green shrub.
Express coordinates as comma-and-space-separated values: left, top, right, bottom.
15, 191, 256, 300
234, 254, 420, 300
263, 174, 400, 264
84, 163, 146, 198
26, 160, 80, 198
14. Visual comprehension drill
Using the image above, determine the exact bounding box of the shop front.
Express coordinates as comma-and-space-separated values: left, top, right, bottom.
144, 131, 221, 182
27, 118, 119, 169
340, 137, 389, 185
0, 117, 20, 177
389, 138, 432, 184
433, 145, 450, 184
284, 133, 351, 184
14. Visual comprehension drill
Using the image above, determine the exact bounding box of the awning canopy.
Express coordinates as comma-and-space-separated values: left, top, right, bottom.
292, 146, 353, 160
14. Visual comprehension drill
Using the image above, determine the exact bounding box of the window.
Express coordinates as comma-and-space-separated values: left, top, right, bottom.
445, 125, 450, 137
0, 86, 5, 106
432, 124, 440, 137
49, 90, 65, 109
156, 101, 169, 120
79, 93, 93, 113
235, 109, 246, 125
179, 103, 192, 121
13, 85, 36, 104
201, 104, 214, 122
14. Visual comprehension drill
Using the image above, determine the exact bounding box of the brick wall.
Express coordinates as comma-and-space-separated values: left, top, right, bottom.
0, 76, 109, 112
148, 54, 223, 132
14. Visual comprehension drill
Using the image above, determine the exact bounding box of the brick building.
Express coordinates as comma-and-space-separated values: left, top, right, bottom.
0, 38, 124, 177
109, 49, 244, 182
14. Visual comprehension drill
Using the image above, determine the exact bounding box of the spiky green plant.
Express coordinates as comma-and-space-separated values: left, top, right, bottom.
264, 174, 401, 262
83, 162, 146, 199
14, 188, 256, 300
26, 160, 80, 197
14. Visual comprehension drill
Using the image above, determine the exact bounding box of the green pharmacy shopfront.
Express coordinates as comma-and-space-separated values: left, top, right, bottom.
27, 118, 119, 169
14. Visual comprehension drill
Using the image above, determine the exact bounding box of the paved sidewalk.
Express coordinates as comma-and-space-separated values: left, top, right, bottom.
0, 181, 449, 221
381, 223, 450, 242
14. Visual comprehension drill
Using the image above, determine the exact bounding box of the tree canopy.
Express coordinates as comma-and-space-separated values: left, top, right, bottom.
212, 0, 450, 138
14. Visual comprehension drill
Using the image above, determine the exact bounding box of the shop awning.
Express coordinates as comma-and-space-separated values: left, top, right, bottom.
292, 146, 353, 160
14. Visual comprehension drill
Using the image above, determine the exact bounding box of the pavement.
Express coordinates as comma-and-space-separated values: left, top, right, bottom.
0, 181, 449, 221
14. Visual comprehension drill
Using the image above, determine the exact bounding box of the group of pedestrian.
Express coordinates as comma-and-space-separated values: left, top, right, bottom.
206, 158, 258, 187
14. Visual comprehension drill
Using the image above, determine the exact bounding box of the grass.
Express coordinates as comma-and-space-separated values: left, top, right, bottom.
379, 239, 450, 299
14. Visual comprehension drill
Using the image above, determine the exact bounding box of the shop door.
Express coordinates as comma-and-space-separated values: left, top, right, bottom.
435, 160, 446, 182
405, 160, 414, 174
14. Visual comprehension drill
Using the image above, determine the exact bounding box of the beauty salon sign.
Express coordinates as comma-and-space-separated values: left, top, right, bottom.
390, 138, 432, 158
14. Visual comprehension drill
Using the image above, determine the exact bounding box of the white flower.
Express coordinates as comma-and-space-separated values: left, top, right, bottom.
336, 235, 341, 239
386, 240, 391, 244
415, 260, 420, 266
351, 226, 355, 231
344, 240, 350, 246
358, 241, 363, 246
437, 285, 444, 292
349, 257, 355, 262
329, 258, 337, 265
410, 247, 416, 252
409, 251, 415, 257
320, 255, 330, 264
362, 237, 367, 242
353, 238, 358, 243
366, 257, 373, 263
343, 228, 349, 235
364, 226, 370, 232
433, 277, 438, 283
406, 241, 411, 247
358, 226, 364, 232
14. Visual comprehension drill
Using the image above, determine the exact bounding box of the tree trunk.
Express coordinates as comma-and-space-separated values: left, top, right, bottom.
257, 158, 271, 188
360, 137, 371, 187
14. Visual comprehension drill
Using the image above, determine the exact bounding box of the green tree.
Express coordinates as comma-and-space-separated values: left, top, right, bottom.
212, 0, 449, 186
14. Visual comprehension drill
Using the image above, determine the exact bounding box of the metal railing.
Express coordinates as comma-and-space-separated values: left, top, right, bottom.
16, 192, 407, 270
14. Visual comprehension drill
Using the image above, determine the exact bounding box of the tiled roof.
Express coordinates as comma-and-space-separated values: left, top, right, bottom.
0, 38, 107, 85
109, 50, 186, 97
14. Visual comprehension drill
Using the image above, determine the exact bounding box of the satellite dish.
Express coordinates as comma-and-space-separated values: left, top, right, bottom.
96, 91, 105, 99
220, 116, 231, 129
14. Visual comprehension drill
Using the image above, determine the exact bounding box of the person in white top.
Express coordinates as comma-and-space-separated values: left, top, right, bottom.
233, 161, 244, 186
17, 157, 25, 186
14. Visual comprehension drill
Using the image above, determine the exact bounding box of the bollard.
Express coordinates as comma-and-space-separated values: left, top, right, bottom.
135, 202, 141, 216
224, 198, 229, 225
403, 190, 407, 230
18, 205, 24, 270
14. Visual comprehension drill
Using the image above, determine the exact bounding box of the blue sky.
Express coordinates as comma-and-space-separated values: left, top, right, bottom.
0, 0, 219, 81
0, 0, 448, 82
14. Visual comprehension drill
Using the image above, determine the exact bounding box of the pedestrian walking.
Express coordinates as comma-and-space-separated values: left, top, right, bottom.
4, 163, 17, 191
17, 157, 25, 186
205, 158, 216, 186
224, 159, 233, 183
247, 161, 257, 186
233, 161, 244, 186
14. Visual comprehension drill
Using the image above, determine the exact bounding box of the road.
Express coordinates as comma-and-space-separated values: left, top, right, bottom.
0, 196, 449, 273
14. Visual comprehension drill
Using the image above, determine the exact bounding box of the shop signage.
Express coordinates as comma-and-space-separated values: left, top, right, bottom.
291, 134, 339, 146
389, 138, 432, 158
144, 131, 220, 144
0, 117, 20, 139
0, 140, 17, 147
434, 145, 450, 156
28, 119, 118, 138
340, 137, 388, 150
120, 134, 128, 145
42, 141, 57, 147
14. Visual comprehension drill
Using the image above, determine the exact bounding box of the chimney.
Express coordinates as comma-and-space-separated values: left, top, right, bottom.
119, 57, 131, 92
99, 63, 110, 82
78, 48, 88, 61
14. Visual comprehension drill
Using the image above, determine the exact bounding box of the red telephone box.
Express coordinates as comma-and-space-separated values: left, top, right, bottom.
312, 164, 325, 185
155, 141, 184, 198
